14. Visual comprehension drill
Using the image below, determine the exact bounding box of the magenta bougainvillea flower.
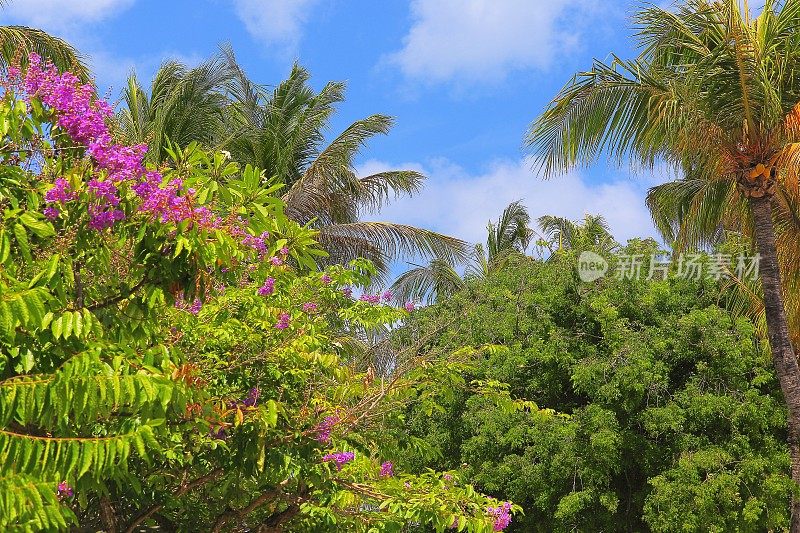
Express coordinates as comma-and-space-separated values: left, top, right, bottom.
322, 451, 354, 471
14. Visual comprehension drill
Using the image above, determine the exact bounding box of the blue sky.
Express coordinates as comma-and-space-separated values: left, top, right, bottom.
2, 0, 668, 246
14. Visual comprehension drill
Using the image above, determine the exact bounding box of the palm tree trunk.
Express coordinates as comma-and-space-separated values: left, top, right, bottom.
750, 195, 800, 532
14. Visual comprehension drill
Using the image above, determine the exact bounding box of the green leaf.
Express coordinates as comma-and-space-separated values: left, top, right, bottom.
13, 223, 32, 262
0, 230, 10, 264
19, 212, 55, 238
20, 350, 34, 373
51, 315, 63, 340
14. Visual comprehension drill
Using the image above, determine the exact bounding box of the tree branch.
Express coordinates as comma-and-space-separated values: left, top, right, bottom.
123, 468, 222, 533
211, 479, 290, 533
88, 276, 149, 311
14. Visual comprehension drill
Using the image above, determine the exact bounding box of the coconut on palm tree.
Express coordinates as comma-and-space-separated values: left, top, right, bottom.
526, 1, 800, 526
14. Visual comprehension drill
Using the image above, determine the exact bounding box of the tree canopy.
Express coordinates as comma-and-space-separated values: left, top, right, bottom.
395, 246, 792, 532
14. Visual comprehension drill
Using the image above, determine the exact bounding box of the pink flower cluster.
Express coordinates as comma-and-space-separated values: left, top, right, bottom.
20, 54, 219, 231
23, 57, 110, 146
243, 387, 260, 408
241, 231, 270, 255
258, 277, 275, 296
314, 415, 340, 444
302, 302, 317, 313
45, 178, 76, 203
275, 312, 290, 330
359, 290, 394, 305
56, 481, 73, 499
43, 178, 77, 219
404, 301, 416, 312
322, 451, 354, 471
174, 292, 202, 315
380, 461, 393, 477
321, 274, 332, 284
487, 502, 512, 531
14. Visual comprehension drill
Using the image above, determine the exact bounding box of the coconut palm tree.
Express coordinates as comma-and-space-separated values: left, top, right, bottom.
0, 1, 89, 79
116, 56, 232, 163
526, 1, 800, 526
221, 58, 469, 277
392, 200, 534, 304
485, 200, 533, 262
536, 214, 616, 254
116, 51, 467, 278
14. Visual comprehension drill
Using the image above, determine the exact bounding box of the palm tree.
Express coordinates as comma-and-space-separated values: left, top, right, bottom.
221, 57, 467, 273
485, 200, 533, 263
536, 214, 616, 254
116, 51, 467, 278
526, 1, 800, 526
392, 200, 534, 304
0, 1, 89, 79
116, 56, 232, 163
220, 58, 468, 277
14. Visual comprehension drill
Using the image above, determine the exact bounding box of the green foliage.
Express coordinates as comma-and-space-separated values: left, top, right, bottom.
0, 77, 511, 531
398, 250, 792, 531
0, 474, 75, 531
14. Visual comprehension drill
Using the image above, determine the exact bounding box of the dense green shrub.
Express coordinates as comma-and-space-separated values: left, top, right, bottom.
398, 249, 791, 532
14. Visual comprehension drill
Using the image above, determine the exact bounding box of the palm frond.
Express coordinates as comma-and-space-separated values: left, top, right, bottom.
117, 55, 233, 161
487, 200, 533, 261
0, 26, 89, 80
645, 176, 740, 251
283, 115, 394, 211
390, 259, 466, 305
319, 222, 469, 271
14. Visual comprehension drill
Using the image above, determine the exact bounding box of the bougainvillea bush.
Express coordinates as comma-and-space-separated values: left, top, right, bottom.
0, 56, 517, 531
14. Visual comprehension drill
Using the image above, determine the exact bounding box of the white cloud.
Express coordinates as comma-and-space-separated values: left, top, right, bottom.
358, 158, 660, 247
233, 0, 318, 52
387, 0, 596, 83
2, 0, 134, 29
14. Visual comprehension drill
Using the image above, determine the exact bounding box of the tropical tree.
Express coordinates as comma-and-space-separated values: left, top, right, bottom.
116, 56, 232, 163
0, 54, 517, 532
536, 214, 616, 254
392, 200, 534, 304
646, 165, 800, 349
116, 53, 468, 278
526, 1, 800, 526
223, 61, 468, 277
397, 248, 794, 532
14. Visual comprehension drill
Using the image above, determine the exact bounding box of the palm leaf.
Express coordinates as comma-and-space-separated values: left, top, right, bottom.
0, 26, 89, 80
391, 259, 466, 305
318, 222, 469, 270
